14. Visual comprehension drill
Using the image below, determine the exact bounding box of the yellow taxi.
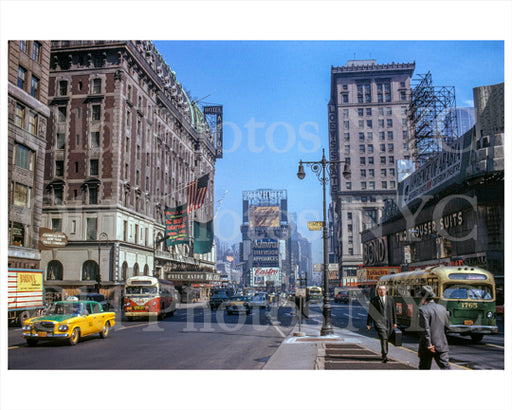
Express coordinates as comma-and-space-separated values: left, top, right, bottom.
226, 296, 252, 315
21, 299, 116, 346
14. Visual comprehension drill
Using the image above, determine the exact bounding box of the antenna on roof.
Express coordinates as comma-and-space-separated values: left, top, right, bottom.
192, 94, 211, 104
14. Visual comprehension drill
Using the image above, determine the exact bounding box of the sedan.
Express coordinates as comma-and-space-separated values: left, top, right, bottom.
226, 296, 252, 315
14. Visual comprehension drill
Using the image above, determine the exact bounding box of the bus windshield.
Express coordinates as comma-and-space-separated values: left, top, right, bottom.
442, 284, 493, 300
125, 286, 157, 295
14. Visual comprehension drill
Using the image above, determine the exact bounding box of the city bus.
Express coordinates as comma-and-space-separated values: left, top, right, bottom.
378, 265, 498, 342
307, 286, 323, 303
124, 276, 179, 320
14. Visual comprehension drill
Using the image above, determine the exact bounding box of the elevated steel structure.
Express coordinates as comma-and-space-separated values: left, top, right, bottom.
408, 72, 458, 165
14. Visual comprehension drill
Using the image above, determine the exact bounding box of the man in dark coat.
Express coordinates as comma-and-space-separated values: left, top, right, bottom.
367, 284, 397, 362
418, 286, 451, 369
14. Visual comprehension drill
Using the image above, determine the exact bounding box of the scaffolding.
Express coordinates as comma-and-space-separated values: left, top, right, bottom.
408, 72, 458, 166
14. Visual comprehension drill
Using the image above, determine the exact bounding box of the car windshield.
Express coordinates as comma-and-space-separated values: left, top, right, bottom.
125, 286, 157, 295
442, 284, 493, 300
231, 296, 247, 302
47, 303, 86, 316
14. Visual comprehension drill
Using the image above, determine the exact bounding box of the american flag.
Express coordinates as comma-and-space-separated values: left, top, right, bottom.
186, 173, 209, 213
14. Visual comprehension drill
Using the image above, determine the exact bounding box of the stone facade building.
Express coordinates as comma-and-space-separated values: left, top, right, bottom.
328, 60, 416, 285
8, 40, 51, 270
40, 41, 219, 302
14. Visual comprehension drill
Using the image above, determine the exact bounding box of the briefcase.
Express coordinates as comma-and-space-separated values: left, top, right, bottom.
390, 328, 402, 346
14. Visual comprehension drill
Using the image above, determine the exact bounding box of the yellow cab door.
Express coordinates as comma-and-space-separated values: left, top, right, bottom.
90, 302, 105, 332
81, 302, 96, 335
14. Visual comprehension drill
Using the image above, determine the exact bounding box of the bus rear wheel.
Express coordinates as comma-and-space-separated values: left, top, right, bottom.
471, 334, 484, 342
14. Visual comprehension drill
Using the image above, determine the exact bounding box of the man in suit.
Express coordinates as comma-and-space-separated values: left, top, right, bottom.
367, 285, 397, 362
418, 285, 451, 369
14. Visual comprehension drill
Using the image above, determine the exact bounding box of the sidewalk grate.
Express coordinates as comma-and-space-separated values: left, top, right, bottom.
322, 343, 416, 370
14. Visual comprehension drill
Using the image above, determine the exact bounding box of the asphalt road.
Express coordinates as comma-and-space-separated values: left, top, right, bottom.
8, 302, 295, 370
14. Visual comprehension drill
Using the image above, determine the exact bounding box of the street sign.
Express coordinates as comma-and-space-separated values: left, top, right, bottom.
296, 288, 306, 297
308, 221, 323, 231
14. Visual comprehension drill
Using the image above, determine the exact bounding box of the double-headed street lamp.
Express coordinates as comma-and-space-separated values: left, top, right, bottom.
297, 148, 351, 336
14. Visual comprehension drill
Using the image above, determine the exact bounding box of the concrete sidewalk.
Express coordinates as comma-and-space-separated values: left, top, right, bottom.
264, 313, 463, 370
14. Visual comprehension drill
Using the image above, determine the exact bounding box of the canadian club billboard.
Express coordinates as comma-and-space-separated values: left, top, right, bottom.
250, 267, 281, 287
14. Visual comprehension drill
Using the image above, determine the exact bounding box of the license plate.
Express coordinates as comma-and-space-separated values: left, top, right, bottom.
38, 331, 47, 337
464, 320, 474, 325
133, 306, 147, 311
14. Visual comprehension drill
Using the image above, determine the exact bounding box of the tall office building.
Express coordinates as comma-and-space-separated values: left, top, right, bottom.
8, 41, 51, 270
328, 60, 416, 284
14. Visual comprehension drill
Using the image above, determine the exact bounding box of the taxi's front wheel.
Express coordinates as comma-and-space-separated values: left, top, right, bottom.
100, 322, 110, 338
68, 328, 80, 345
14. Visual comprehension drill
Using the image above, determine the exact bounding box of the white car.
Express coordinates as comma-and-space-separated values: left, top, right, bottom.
249, 293, 269, 309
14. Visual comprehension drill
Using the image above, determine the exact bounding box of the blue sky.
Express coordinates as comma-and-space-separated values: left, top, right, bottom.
153, 40, 505, 256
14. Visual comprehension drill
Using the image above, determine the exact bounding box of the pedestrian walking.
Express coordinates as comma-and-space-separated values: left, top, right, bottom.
418, 285, 451, 370
366, 284, 397, 362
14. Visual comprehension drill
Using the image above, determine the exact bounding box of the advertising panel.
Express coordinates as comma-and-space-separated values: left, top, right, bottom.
250, 267, 281, 287
252, 238, 279, 267
249, 206, 280, 227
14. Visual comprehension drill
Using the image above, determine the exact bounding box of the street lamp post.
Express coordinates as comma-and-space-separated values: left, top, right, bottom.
297, 148, 351, 336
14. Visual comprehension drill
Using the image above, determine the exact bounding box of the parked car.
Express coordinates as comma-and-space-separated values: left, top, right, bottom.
77, 293, 111, 311
226, 296, 251, 315
209, 289, 231, 310
21, 300, 116, 346
334, 291, 349, 304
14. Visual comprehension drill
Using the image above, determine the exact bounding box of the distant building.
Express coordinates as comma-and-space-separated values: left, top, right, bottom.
239, 189, 289, 291
40, 41, 220, 302
8, 41, 51, 270
328, 60, 416, 284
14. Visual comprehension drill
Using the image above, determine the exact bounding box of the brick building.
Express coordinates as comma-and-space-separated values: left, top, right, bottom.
40, 41, 219, 303
8, 40, 51, 269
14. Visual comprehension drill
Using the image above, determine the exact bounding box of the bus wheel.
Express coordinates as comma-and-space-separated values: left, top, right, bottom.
169, 310, 175, 317
471, 334, 484, 342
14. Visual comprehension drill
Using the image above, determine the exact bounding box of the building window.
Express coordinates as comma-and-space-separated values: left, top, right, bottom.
359, 120, 364, 129
390, 181, 396, 189
360, 170, 366, 178
359, 145, 365, 154
17, 66, 27, 90
378, 94, 383, 103
381, 169, 387, 177
86, 217, 97, 240
347, 212, 352, 220
58, 106, 66, 123
88, 186, 98, 204
388, 143, 394, 152
14, 143, 34, 171
368, 157, 374, 165
359, 133, 365, 142
380, 156, 386, 165
19, 41, 26, 52
380, 144, 386, 152
344, 145, 350, 155
361, 182, 367, 190
90, 132, 100, 148
90, 159, 99, 176
13, 183, 31, 208
387, 119, 393, 127
14, 103, 24, 128
367, 132, 373, 141
390, 168, 395, 177
367, 144, 374, 153
388, 131, 394, 140
343, 109, 349, 118
401, 91, 407, 101
55, 160, 64, 177
28, 111, 37, 135
382, 181, 388, 189
59, 80, 68, 96
360, 157, 366, 165
402, 118, 408, 126
10, 222, 25, 247
344, 121, 349, 129
91, 105, 101, 121
344, 133, 350, 141
366, 120, 372, 128
369, 181, 375, 190
47, 260, 63, 281
30, 75, 40, 98
56, 133, 65, 150
32, 41, 41, 62
358, 108, 364, 117
403, 130, 408, 139
82, 260, 99, 281
93, 78, 101, 94
343, 94, 348, 103
369, 169, 375, 177
51, 218, 62, 232
389, 156, 395, 164
54, 186, 63, 205
378, 119, 384, 128
366, 108, 372, 116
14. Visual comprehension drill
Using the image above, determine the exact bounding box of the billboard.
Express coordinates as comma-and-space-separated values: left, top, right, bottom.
249, 206, 280, 228
250, 267, 281, 287
252, 238, 279, 267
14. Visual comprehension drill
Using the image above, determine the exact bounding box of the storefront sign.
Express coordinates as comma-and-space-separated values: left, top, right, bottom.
308, 221, 323, 231
165, 205, 189, 246
39, 228, 68, 250
363, 237, 388, 266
